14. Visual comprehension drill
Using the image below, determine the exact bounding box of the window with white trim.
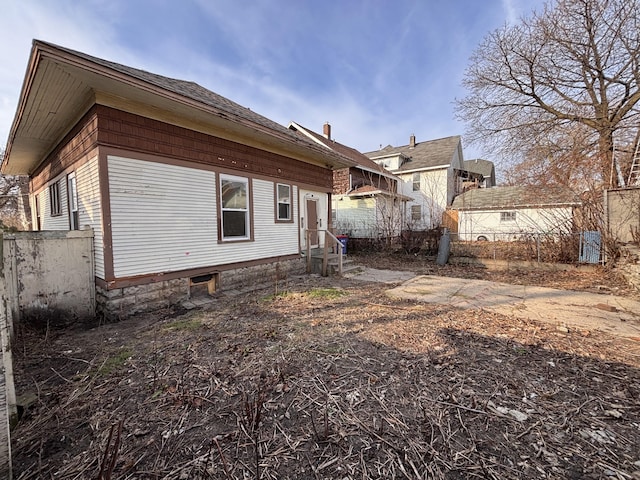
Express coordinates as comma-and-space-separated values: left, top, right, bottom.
411, 204, 421, 221
220, 174, 250, 240
500, 211, 516, 222
49, 181, 61, 216
412, 173, 420, 191
276, 183, 291, 221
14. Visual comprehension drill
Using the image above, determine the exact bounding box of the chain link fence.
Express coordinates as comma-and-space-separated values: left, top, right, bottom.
449, 231, 585, 264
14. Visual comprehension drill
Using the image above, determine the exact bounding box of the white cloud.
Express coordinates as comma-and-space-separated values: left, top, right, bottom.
1, 0, 546, 165
0, 0, 130, 145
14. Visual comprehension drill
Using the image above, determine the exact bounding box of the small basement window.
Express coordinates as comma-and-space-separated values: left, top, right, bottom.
189, 272, 220, 298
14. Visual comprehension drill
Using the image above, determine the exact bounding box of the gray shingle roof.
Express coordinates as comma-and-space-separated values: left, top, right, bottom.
364, 135, 461, 171
42, 41, 342, 157
464, 159, 495, 178
288, 122, 389, 174
451, 186, 581, 210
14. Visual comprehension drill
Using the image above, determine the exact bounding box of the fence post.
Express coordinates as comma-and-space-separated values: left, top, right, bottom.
1, 231, 15, 479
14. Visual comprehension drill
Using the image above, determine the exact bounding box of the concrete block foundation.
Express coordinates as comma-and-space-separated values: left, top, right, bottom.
97, 258, 305, 321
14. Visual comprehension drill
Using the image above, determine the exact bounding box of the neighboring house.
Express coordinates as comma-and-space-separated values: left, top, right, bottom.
1, 40, 355, 319
451, 186, 581, 241
365, 135, 472, 229
463, 159, 496, 189
288, 122, 409, 239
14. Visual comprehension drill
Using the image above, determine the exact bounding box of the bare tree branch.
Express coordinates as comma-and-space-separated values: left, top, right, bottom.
456, 0, 640, 188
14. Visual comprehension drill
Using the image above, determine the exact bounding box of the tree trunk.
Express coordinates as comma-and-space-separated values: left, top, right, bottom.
598, 130, 617, 188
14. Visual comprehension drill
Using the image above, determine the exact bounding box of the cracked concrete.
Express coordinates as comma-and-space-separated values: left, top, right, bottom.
348, 268, 640, 340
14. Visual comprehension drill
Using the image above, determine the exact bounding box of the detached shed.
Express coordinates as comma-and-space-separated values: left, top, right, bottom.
451, 186, 581, 241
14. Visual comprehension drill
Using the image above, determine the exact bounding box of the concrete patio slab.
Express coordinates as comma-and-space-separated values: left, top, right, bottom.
384, 275, 640, 340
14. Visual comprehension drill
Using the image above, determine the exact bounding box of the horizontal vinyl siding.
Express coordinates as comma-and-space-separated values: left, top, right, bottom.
76, 157, 104, 278
252, 180, 298, 253
108, 157, 301, 279
458, 207, 574, 241
334, 197, 376, 238
41, 177, 69, 230
109, 156, 217, 277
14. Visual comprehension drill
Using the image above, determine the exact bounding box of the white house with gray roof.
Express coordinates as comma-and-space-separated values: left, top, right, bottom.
451, 186, 581, 241
289, 122, 410, 239
365, 135, 476, 229
464, 159, 496, 188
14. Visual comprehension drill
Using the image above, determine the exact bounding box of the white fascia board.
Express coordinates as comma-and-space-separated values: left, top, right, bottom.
287, 122, 331, 149
396, 165, 449, 175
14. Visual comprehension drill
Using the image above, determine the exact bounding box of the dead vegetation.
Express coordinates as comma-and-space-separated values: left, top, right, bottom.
10, 262, 640, 479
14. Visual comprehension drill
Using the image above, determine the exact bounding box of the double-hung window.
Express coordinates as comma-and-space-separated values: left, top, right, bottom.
411, 204, 421, 221
276, 183, 292, 222
49, 181, 61, 216
220, 174, 250, 240
412, 173, 420, 191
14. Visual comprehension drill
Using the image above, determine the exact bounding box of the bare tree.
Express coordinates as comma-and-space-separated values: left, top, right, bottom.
0, 146, 30, 230
456, 0, 640, 188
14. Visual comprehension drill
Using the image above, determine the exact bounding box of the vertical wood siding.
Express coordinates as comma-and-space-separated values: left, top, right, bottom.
76, 157, 104, 278
108, 156, 301, 278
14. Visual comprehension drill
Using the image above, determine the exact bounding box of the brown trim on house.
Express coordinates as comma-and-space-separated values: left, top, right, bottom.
100, 145, 218, 173
98, 150, 116, 282
103, 254, 301, 289
274, 182, 294, 224
101, 144, 331, 192
95, 105, 333, 190
30, 145, 100, 194
31, 106, 99, 191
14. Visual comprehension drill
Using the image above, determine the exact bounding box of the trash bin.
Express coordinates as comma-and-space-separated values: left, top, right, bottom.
336, 235, 348, 254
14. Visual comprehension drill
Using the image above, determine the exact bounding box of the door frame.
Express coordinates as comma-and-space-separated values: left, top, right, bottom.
305, 197, 319, 248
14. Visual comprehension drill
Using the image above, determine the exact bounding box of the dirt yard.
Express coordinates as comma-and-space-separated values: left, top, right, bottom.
10, 255, 640, 479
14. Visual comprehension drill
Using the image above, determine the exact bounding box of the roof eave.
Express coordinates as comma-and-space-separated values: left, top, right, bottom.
2, 41, 356, 175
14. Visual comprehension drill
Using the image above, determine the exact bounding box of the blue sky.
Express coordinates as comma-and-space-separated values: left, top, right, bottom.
0, 0, 544, 161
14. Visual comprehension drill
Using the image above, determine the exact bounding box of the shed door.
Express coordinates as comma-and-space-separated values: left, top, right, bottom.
306, 199, 319, 247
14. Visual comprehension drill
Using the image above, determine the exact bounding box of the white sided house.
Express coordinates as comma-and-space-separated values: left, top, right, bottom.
365, 135, 477, 230
451, 186, 581, 241
1, 40, 354, 320
288, 122, 409, 240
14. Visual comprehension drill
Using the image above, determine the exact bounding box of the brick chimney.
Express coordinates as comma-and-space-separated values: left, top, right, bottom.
323, 122, 331, 140
410, 134, 416, 148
